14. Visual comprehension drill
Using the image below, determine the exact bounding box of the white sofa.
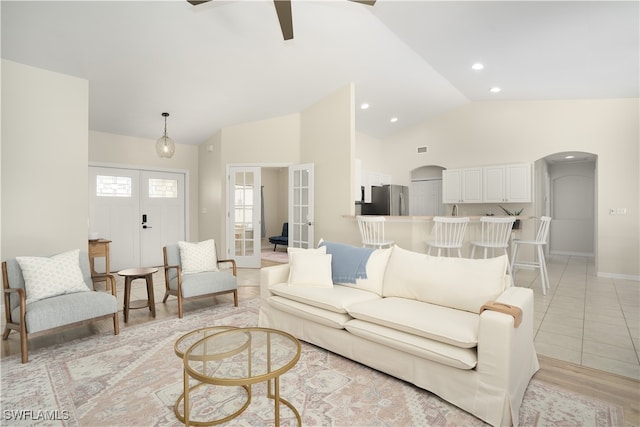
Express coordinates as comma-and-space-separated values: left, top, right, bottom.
258, 242, 539, 427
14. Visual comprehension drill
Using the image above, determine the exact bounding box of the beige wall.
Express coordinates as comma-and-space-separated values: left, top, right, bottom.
261, 167, 288, 243
1, 60, 89, 259
204, 113, 300, 256
88, 130, 200, 241
300, 84, 357, 245
377, 99, 639, 278
198, 131, 222, 245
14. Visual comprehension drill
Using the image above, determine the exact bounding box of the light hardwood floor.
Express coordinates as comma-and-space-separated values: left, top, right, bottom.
2, 259, 638, 425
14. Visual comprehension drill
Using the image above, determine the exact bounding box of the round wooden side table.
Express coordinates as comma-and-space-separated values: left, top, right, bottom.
118, 267, 158, 323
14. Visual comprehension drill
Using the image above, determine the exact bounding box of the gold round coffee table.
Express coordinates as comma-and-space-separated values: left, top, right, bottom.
177, 327, 301, 426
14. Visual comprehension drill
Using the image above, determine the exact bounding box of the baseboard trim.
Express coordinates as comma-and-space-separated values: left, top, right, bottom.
597, 271, 640, 282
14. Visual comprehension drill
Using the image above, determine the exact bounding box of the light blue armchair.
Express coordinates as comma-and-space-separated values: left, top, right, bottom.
2, 251, 119, 363
162, 244, 238, 318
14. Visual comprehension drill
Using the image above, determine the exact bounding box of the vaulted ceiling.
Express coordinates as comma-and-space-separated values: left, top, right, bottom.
2, 1, 638, 145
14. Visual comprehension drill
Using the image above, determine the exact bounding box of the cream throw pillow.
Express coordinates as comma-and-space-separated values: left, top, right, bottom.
287, 246, 327, 256
178, 240, 218, 274
382, 245, 508, 313
287, 250, 333, 288
16, 249, 90, 305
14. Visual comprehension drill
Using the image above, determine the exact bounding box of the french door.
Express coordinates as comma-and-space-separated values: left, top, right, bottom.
228, 166, 262, 268
88, 166, 185, 271
288, 163, 315, 249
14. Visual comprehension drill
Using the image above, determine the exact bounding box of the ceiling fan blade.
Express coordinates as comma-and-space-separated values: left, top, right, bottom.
273, 0, 294, 40
186, 0, 211, 5
349, 0, 376, 5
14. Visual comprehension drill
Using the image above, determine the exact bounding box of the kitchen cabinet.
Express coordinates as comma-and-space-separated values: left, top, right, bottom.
442, 168, 482, 203
483, 163, 532, 203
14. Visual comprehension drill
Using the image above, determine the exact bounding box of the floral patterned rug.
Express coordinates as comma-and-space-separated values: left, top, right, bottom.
1, 299, 623, 426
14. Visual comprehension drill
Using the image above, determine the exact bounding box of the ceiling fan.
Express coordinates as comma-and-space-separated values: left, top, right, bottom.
187, 0, 376, 40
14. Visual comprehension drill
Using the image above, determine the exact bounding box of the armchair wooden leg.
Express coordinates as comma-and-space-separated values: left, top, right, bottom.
113, 313, 120, 335
20, 328, 28, 364
2, 327, 10, 340
162, 292, 170, 303
177, 293, 183, 319
233, 290, 238, 307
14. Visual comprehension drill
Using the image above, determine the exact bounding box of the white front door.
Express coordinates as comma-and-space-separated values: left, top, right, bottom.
140, 171, 185, 267
288, 163, 314, 249
228, 166, 261, 268
88, 166, 186, 271
89, 167, 140, 271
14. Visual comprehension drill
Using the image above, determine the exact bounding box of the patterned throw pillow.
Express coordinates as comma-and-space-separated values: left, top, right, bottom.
178, 240, 218, 274
16, 249, 90, 305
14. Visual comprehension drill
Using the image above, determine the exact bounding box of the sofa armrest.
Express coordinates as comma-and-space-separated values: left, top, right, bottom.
260, 264, 290, 300
475, 286, 539, 425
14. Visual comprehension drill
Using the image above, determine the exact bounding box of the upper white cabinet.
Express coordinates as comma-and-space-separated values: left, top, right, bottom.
442, 168, 482, 203
482, 163, 532, 203
443, 163, 532, 204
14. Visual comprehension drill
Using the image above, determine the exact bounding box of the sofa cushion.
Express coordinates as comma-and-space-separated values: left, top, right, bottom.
345, 319, 477, 370
16, 249, 91, 305
287, 252, 333, 288
178, 239, 218, 274
347, 297, 479, 348
268, 296, 352, 329
169, 271, 237, 298
382, 245, 508, 313
269, 282, 380, 314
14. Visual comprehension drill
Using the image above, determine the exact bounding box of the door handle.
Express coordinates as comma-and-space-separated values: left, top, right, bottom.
142, 225, 152, 229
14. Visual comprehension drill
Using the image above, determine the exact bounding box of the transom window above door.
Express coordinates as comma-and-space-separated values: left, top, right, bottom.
96, 175, 132, 197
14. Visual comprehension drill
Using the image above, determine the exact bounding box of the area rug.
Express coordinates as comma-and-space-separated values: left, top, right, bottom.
1, 299, 624, 426
261, 249, 289, 264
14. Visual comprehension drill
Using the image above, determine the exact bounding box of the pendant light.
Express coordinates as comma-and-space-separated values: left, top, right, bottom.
156, 112, 175, 158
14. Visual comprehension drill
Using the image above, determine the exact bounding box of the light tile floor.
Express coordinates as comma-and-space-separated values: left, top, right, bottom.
514, 254, 640, 380
86, 254, 640, 381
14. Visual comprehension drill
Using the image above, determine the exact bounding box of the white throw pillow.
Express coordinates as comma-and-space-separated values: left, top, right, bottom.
287, 246, 327, 256
382, 245, 508, 313
287, 251, 333, 288
178, 240, 218, 274
16, 249, 90, 305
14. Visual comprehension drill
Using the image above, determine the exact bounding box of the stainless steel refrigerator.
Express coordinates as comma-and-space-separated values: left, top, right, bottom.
362, 185, 409, 216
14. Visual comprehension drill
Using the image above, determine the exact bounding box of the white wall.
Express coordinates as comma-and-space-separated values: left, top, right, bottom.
88, 130, 200, 241
1, 60, 88, 258
377, 99, 639, 278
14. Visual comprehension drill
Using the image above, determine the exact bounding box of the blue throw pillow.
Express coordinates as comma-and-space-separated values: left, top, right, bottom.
318, 241, 373, 284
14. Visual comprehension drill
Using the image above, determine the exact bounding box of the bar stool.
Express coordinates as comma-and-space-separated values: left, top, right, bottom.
427, 216, 470, 257
470, 216, 516, 283
511, 216, 552, 295
356, 216, 394, 249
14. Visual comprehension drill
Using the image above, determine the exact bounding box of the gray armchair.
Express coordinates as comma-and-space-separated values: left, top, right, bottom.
162, 244, 238, 318
2, 251, 119, 363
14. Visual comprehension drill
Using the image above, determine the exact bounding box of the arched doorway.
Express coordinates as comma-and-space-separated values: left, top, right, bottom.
536, 151, 597, 256
410, 165, 446, 216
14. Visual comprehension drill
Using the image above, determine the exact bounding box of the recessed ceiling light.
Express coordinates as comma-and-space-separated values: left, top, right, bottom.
565, 155, 575, 159
472, 63, 484, 70
390, 117, 398, 123
490, 87, 501, 93
360, 103, 370, 110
